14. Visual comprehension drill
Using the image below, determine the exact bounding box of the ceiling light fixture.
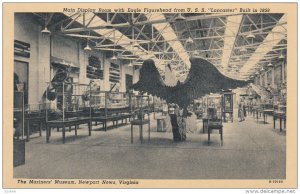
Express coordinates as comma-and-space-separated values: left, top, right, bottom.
128, 60, 133, 67
105, 21, 114, 29
105, 13, 114, 29
246, 24, 255, 39
84, 44, 92, 52
278, 54, 285, 59
278, 50, 285, 59
192, 50, 200, 57
41, 26, 51, 35
240, 47, 247, 53
132, 41, 140, 47
174, 13, 186, 22
246, 33, 255, 39
186, 37, 194, 44
267, 62, 273, 67
111, 53, 117, 61
84, 38, 92, 52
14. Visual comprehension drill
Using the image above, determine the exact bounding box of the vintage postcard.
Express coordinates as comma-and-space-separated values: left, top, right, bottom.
2, 2, 298, 189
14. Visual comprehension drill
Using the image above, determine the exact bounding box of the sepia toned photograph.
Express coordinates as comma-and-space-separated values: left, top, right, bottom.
2, 2, 297, 189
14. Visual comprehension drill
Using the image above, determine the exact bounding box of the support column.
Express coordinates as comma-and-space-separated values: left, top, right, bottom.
271, 67, 275, 88
264, 72, 268, 87
37, 31, 51, 103
282, 62, 286, 83
103, 55, 110, 91
259, 74, 263, 86
133, 68, 140, 84
78, 43, 88, 85
120, 62, 126, 93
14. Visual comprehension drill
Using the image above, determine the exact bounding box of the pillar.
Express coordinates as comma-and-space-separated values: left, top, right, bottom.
120, 62, 126, 93
282, 62, 286, 83
259, 74, 263, 86
264, 71, 268, 87
271, 67, 275, 88
78, 42, 88, 85
103, 55, 110, 91
37, 30, 51, 103
133, 68, 140, 84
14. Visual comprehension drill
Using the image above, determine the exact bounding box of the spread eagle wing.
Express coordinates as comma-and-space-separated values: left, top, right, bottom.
132, 57, 249, 108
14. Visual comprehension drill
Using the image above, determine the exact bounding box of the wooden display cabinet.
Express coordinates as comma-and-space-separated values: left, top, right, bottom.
193, 98, 203, 119
130, 94, 151, 143
221, 90, 234, 122
201, 94, 222, 134
90, 91, 132, 131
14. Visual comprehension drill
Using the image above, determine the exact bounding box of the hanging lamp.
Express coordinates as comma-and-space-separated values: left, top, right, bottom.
41, 26, 51, 35
174, 13, 186, 22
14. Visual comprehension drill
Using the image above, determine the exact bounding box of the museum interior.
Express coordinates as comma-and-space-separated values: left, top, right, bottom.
13, 12, 287, 179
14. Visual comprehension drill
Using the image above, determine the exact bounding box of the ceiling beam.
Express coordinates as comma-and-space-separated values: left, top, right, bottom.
145, 13, 191, 67
63, 12, 168, 69
61, 13, 241, 34
240, 14, 287, 76
220, 15, 243, 71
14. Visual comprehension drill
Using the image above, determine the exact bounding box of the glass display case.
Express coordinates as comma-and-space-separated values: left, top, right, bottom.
106, 92, 130, 108
130, 94, 151, 118
203, 94, 222, 118
201, 94, 222, 134
90, 91, 130, 109
90, 91, 131, 131
130, 94, 151, 143
152, 97, 168, 117
193, 98, 203, 119
24, 103, 46, 141
221, 90, 234, 122
45, 82, 92, 143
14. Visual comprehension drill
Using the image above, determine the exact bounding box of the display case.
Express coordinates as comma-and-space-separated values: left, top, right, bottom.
152, 97, 168, 117
130, 94, 151, 118
90, 91, 131, 131
202, 94, 222, 118
221, 90, 234, 122
45, 82, 92, 144
273, 104, 286, 132
106, 92, 130, 108
201, 94, 222, 134
193, 98, 203, 119
130, 94, 151, 143
90, 91, 129, 109
24, 103, 46, 141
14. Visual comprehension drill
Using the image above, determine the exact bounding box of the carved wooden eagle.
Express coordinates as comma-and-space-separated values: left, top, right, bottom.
132, 57, 249, 109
